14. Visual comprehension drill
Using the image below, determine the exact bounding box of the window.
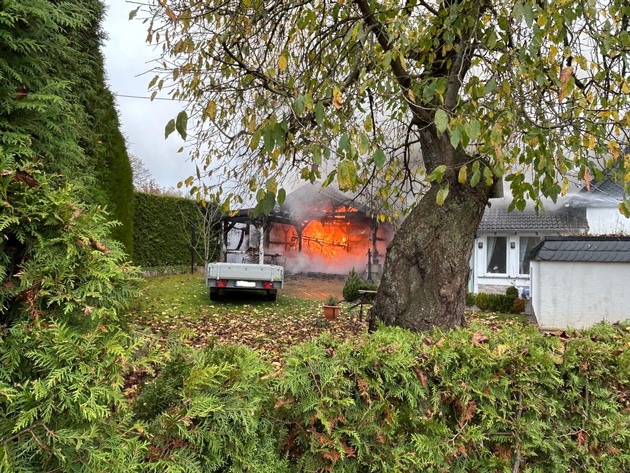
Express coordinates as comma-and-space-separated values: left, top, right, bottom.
486, 236, 507, 273
519, 237, 541, 274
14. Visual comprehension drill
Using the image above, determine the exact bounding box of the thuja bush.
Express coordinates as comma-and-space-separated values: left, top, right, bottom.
132, 343, 288, 472
0, 154, 145, 471
137, 323, 630, 472
275, 324, 630, 471
342, 268, 378, 302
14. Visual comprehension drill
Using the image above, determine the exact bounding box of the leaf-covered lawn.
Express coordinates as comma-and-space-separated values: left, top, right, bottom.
128, 274, 367, 363
128, 274, 529, 363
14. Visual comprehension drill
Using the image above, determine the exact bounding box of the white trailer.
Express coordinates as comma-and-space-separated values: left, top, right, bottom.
205, 262, 284, 301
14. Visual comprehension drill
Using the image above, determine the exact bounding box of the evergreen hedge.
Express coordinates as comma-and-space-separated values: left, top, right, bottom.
133, 192, 218, 267
1, 152, 145, 471
0, 0, 135, 253
133, 324, 630, 472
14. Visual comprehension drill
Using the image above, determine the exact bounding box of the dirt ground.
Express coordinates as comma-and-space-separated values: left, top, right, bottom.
281, 274, 346, 301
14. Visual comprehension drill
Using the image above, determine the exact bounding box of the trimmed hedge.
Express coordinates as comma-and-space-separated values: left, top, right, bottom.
133, 323, 630, 472
468, 287, 525, 313
133, 192, 219, 267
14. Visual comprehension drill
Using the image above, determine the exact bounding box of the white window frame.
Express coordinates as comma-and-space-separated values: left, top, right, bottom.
484, 235, 508, 276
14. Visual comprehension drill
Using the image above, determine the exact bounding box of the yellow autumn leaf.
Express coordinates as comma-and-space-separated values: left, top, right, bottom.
332, 86, 343, 109
608, 140, 620, 158
247, 114, 257, 133
278, 53, 288, 72
559, 66, 573, 100
206, 101, 217, 120
165, 6, 177, 21
458, 165, 468, 184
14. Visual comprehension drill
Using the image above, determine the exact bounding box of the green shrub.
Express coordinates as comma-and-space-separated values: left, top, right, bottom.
474, 292, 519, 313
0, 155, 145, 471
511, 297, 527, 314
342, 268, 364, 301
505, 285, 519, 298
135, 323, 630, 472
466, 292, 476, 307
342, 268, 378, 302
275, 323, 630, 471
133, 343, 289, 472
133, 192, 219, 267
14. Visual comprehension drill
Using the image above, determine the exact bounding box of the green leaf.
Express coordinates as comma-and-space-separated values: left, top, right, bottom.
483, 78, 496, 96
338, 133, 350, 152
263, 128, 275, 153
129, 7, 140, 20
436, 184, 449, 206
277, 188, 286, 206
450, 126, 462, 149
260, 191, 275, 214
470, 168, 481, 187
426, 165, 447, 183
148, 75, 159, 89
165, 119, 176, 139
434, 109, 449, 134
373, 148, 386, 168
337, 159, 358, 191
466, 120, 481, 141
315, 102, 325, 125
322, 170, 337, 188
294, 95, 304, 115
175, 111, 188, 140
312, 146, 322, 165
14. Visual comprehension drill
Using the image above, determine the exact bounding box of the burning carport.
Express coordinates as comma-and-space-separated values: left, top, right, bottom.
219, 183, 394, 278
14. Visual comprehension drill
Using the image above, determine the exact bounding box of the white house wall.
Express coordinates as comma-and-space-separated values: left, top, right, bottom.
530, 260, 630, 330
586, 207, 630, 235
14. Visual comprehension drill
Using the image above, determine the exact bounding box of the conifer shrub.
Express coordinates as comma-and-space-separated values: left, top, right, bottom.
342, 268, 378, 302
275, 323, 630, 471
132, 343, 289, 472
133, 192, 218, 267
133, 322, 630, 471
505, 285, 519, 298
0, 154, 145, 470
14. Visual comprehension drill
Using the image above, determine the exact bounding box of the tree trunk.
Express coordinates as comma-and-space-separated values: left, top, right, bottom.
371, 177, 492, 332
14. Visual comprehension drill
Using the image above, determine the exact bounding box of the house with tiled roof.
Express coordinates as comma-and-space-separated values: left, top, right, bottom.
470, 178, 629, 295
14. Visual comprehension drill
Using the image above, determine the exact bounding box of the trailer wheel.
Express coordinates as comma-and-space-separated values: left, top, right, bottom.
266, 291, 277, 302
209, 288, 219, 301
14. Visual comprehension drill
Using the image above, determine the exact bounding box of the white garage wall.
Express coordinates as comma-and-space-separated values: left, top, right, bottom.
531, 260, 630, 329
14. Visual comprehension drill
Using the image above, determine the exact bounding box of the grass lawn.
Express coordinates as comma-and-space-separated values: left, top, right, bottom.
128, 274, 529, 363
128, 274, 366, 363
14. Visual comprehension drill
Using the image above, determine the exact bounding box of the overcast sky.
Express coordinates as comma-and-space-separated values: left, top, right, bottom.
102, 1, 194, 189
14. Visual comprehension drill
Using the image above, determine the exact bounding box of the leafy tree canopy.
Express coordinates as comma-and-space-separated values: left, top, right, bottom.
141, 0, 630, 216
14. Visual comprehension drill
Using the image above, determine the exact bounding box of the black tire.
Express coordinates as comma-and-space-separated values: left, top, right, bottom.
210, 289, 219, 301
266, 291, 277, 302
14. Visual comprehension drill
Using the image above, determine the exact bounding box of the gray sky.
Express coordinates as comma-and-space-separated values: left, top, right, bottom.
102, 0, 195, 189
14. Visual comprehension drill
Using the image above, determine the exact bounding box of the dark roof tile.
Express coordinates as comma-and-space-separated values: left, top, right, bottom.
479, 202, 588, 233
530, 236, 630, 262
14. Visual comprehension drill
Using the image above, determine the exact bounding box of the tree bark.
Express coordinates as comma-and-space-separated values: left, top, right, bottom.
371, 176, 492, 332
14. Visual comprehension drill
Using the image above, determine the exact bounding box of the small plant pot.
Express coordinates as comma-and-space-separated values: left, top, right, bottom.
323, 305, 340, 320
